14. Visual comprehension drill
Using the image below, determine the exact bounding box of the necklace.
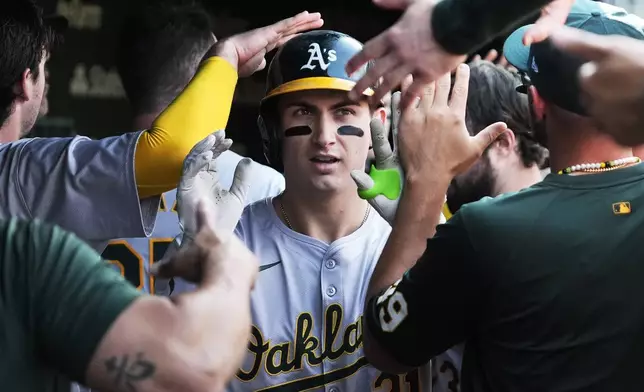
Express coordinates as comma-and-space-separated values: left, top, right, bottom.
557, 156, 641, 175
279, 197, 370, 231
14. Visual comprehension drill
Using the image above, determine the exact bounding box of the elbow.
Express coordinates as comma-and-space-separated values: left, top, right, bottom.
363, 323, 414, 375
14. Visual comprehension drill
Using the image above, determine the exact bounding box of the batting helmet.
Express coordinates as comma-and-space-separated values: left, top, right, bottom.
257, 30, 374, 172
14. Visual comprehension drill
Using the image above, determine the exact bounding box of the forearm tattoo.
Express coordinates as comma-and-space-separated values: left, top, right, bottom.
104, 352, 156, 392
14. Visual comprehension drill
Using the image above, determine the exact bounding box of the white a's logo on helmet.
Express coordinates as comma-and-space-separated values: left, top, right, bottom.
301, 43, 337, 71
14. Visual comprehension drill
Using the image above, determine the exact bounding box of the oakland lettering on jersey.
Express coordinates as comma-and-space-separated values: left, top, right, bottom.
237, 303, 362, 381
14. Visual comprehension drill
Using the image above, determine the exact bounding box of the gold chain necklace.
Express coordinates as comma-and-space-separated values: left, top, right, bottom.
279, 197, 370, 230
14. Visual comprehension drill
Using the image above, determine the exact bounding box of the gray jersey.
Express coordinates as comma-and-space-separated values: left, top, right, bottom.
105, 150, 285, 294
0, 133, 158, 250
172, 198, 432, 391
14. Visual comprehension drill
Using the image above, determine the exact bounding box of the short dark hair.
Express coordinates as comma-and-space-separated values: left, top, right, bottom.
116, 1, 215, 114
466, 61, 547, 168
0, 0, 58, 126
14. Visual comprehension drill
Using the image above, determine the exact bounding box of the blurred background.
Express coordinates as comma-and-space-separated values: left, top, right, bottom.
33, 0, 636, 164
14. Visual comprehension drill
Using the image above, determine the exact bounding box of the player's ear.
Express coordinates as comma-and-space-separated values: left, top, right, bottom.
372, 106, 386, 125
528, 86, 545, 121
14, 68, 34, 101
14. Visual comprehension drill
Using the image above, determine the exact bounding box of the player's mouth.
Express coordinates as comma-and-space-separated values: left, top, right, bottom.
310, 154, 340, 173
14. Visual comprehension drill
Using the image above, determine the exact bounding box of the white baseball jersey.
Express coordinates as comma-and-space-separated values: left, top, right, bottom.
432, 345, 463, 392
171, 197, 433, 392
0, 133, 158, 251
103, 150, 285, 293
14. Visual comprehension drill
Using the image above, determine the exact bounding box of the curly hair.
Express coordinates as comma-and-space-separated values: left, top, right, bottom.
466, 61, 547, 168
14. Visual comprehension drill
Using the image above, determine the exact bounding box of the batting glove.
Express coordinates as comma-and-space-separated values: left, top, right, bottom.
153, 132, 252, 294
352, 92, 446, 225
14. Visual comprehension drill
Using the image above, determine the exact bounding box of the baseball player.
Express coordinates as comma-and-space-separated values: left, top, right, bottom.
168, 30, 435, 391
103, 3, 286, 294
0, 0, 319, 251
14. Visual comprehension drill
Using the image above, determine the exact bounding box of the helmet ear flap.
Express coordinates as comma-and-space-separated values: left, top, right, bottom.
257, 113, 284, 173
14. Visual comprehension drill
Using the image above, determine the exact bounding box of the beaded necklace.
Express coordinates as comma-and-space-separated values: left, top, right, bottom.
557, 157, 641, 175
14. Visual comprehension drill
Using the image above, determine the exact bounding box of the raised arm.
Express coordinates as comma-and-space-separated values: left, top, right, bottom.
18, 201, 258, 392
134, 11, 324, 199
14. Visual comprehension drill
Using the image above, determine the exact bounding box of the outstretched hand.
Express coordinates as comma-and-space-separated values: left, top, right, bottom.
212, 11, 324, 77
397, 65, 508, 183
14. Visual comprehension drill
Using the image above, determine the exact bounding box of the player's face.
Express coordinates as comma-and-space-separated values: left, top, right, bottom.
278, 89, 372, 193
447, 151, 497, 213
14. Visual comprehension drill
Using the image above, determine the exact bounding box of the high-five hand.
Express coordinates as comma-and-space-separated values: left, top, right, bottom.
352, 92, 404, 225
398, 64, 508, 184
211, 11, 324, 77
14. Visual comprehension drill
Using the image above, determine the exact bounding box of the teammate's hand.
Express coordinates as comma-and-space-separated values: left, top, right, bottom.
523, 0, 575, 46
398, 65, 508, 184
346, 0, 467, 110
470, 49, 517, 72
551, 26, 644, 146
351, 93, 404, 225
211, 11, 324, 77
151, 199, 258, 288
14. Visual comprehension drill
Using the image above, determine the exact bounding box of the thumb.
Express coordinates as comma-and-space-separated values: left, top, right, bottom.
194, 198, 222, 243
229, 158, 252, 202
549, 26, 612, 61
373, 0, 411, 10
351, 170, 376, 191
473, 122, 508, 153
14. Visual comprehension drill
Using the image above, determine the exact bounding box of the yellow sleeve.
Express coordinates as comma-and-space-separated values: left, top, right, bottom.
134, 57, 238, 198
442, 202, 453, 221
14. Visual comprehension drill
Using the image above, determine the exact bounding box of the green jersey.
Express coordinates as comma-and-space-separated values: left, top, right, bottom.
367, 164, 644, 392
0, 218, 141, 391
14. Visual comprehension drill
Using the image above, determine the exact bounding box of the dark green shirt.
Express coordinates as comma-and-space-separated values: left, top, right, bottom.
432, 0, 550, 54
367, 163, 644, 392
0, 218, 141, 391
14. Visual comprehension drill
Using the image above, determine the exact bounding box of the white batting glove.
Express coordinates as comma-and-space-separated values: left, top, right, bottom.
153, 132, 252, 295
351, 92, 404, 225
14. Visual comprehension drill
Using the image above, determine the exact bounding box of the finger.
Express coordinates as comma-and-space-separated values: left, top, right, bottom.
183, 149, 214, 180
400, 74, 413, 98
349, 52, 396, 102
351, 170, 376, 191
371, 63, 411, 107
484, 49, 498, 62
449, 64, 471, 118
372, 0, 412, 10
523, 0, 574, 45
195, 198, 218, 235
471, 54, 481, 62
473, 122, 508, 153
346, 33, 389, 77
151, 237, 198, 280
390, 91, 401, 152
149, 235, 181, 276
211, 137, 233, 158
498, 55, 509, 67
549, 26, 613, 61
229, 158, 252, 202
400, 76, 431, 111
433, 72, 452, 106
189, 133, 217, 156
370, 118, 393, 166
268, 11, 320, 35
281, 17, 324, 37
419, 80, 436, 112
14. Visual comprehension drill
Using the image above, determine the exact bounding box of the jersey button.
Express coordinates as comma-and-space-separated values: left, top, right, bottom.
326, 285, 337, 297
329, 388, 339, 392
325, 259, 336, 269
